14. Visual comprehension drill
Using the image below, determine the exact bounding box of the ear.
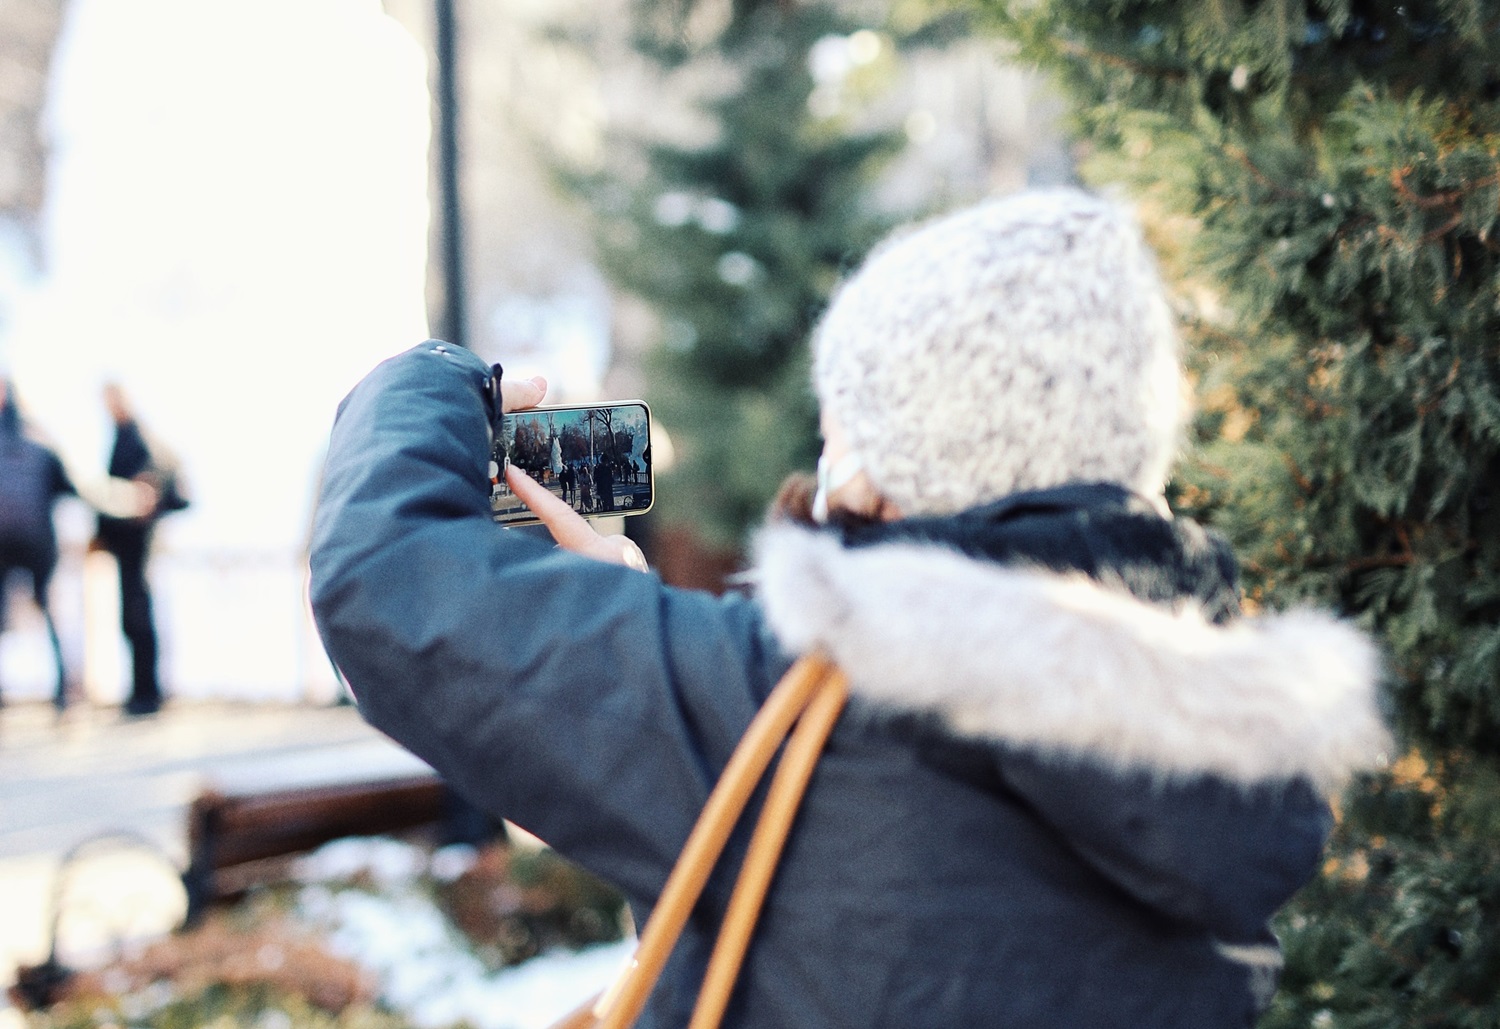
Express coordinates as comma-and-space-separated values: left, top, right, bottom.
830, 470, 894, 523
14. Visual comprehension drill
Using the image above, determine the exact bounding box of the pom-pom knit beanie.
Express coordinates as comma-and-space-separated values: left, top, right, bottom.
812, 188, 1184, 516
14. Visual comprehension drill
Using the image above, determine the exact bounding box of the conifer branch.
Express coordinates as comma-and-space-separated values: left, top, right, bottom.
1054, 38, 1188, 82
1415, 359, 1462, 417
1344, 552, 1417, 571
1220, 143, 1300, 200
1346, 522, 1417, 573
1389, 166, 1500, 212
1422, 211, 1465, 244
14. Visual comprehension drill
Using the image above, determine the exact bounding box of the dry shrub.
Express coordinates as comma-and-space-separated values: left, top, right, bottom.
61, 911, 375, 1013
439, 844, 624, 967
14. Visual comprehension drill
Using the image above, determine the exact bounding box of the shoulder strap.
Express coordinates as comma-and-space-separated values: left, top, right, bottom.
688, 663, 847, 1028
586, 654, 847, 1029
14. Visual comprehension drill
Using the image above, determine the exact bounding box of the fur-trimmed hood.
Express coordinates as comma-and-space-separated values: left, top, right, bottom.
752, 523, 1391, 793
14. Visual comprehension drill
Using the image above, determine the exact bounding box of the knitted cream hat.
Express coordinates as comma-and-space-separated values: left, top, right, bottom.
812, 188, 1184, 516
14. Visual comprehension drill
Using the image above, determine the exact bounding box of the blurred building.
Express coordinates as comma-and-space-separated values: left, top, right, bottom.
0, 0, 63, 329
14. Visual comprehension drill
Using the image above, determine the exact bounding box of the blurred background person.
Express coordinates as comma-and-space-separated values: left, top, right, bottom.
92, 381, 189, 717
0, 378, 76, 711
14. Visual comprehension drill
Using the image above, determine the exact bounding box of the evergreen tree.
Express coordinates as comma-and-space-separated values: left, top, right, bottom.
969, 0, 1500, 1022
561, 2, 905, 546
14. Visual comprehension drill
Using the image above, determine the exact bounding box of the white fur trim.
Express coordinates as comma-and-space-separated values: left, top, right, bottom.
752, 525, 1391, 791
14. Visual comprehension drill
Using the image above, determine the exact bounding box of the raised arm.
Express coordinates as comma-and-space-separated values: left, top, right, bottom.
308, 342, 791, 900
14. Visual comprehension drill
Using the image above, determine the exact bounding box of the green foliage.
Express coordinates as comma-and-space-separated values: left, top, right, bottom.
1266, 757, 1500, 1028
560, 2, 906, 546
437, 844, 625, 969
625, 0, 785, 65
968, 0, 1500, 1021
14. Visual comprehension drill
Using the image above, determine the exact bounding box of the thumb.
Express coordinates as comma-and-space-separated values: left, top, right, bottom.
500, 375, 548, 414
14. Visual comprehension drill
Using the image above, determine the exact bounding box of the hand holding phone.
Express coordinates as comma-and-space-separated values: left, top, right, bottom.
504, 464, 649, 571
488, 392, 654, 571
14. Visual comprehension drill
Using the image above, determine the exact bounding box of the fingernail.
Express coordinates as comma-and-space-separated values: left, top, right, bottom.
624, 543, 648, 573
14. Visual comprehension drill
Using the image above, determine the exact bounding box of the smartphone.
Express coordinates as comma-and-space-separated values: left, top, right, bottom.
489, 401, 655, 526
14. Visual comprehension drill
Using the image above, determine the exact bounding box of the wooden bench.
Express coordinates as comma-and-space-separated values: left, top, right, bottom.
11, 773, 502, 1010
181, 773, 498, 922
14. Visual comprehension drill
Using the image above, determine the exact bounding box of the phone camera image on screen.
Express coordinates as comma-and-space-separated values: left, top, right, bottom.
490, 401, 654, 526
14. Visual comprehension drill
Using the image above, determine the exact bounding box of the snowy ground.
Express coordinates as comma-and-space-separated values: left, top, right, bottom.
288, 838, 633, 1029
2, 833, 632, 1029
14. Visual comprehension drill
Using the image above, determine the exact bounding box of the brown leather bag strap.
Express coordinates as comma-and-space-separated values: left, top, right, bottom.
688, 666, 848, 1029
591, 654, 843, 1029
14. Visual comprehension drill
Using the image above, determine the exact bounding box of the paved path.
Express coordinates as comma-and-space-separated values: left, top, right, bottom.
0, 698, 427, 1020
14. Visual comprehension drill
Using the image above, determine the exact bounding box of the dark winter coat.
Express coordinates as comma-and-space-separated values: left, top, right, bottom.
95, 417, 187, 552
0, 399, 75, 553
309, 342, 1390, 1029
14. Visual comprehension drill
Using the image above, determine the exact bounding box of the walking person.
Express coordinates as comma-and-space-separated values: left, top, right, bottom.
311, 189, 1389, 1027
596, 455, 615, 513
0, 380, 76, 710
93, 382, 188, 717
577, 463, 593, 513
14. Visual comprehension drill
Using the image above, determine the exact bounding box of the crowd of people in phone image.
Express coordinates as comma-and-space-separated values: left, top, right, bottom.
554, 454, 644, 514
496, 450, 647, 515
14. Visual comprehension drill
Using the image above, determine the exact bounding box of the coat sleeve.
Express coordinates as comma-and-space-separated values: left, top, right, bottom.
996, 750, 1333, 942
308, 342, 791, 902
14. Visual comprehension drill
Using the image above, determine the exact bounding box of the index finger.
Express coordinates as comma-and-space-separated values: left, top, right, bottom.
504, 464, 601, 551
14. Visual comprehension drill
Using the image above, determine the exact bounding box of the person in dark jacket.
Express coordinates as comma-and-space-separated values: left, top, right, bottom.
309, 190, 1390, 1028
596, 455, 615, 512
94, 381, 187, 717
0, 379, 77, 710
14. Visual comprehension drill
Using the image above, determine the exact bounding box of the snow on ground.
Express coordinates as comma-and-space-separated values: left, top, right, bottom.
290, 838, 633, 1029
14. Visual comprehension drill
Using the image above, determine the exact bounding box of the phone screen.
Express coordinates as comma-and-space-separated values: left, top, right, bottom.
490, 401, 654, 526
